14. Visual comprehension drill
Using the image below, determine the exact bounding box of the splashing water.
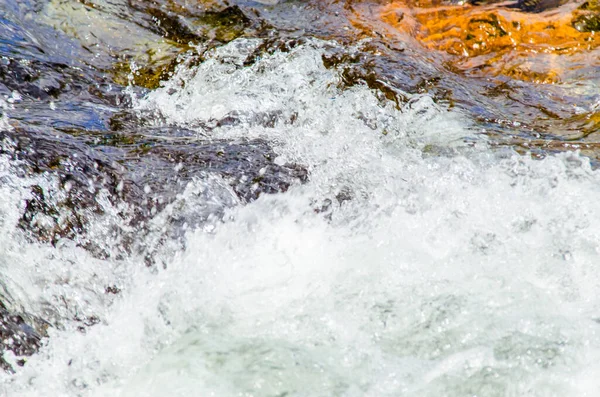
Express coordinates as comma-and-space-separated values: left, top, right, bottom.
2, 33, 600, 397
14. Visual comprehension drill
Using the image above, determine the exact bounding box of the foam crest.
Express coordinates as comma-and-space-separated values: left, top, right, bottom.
2, 38, 600, 397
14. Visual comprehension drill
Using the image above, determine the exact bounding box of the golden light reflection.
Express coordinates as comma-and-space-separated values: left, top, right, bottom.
377, 1, 600, 82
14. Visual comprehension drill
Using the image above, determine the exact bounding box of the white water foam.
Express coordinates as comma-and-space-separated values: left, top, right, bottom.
2, 38, 600, 396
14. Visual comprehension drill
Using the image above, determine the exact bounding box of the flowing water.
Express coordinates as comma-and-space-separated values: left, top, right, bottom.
1, 0, 600, 396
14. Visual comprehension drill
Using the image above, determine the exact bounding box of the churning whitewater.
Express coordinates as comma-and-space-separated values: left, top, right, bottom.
1, 38, 600, 396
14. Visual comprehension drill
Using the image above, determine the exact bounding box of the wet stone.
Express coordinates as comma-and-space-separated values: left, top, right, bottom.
572, 12, 600, 31
0, 116, 308, 366
517, 0, 569, 12
0, 300, 46, 373
0, 124, 308, 255
0, 0, 598, 381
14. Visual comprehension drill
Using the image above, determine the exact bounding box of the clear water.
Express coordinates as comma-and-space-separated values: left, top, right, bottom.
0, 34, 599, 396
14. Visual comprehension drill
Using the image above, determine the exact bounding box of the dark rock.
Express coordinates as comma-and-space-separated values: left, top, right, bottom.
572, 12, 600, 31
517, 0, 569, 12
0, 123, 308, 255
0, 300, 46, 373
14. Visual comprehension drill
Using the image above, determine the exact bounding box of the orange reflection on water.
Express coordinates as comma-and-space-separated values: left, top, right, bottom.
379, 1, 600, 83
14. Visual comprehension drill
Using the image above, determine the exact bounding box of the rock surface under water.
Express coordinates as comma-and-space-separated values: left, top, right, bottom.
0, 0, 599, 396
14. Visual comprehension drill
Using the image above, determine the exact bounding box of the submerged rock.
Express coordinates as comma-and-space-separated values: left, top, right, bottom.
0, 2, 312, 365
517, 0, 569, 12
0, 124, 308, 251
0, 300, 46, 373
379, 0, 600, 82
1, 0, 599, 378
0, 120, 308, 370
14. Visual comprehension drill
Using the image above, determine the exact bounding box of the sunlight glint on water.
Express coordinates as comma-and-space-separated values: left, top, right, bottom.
2, 38, 600, 396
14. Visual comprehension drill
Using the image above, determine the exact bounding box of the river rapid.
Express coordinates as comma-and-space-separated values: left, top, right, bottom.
1, 0, 600, 396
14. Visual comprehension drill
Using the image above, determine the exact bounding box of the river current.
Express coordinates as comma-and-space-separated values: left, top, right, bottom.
1, 0, 600, 396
